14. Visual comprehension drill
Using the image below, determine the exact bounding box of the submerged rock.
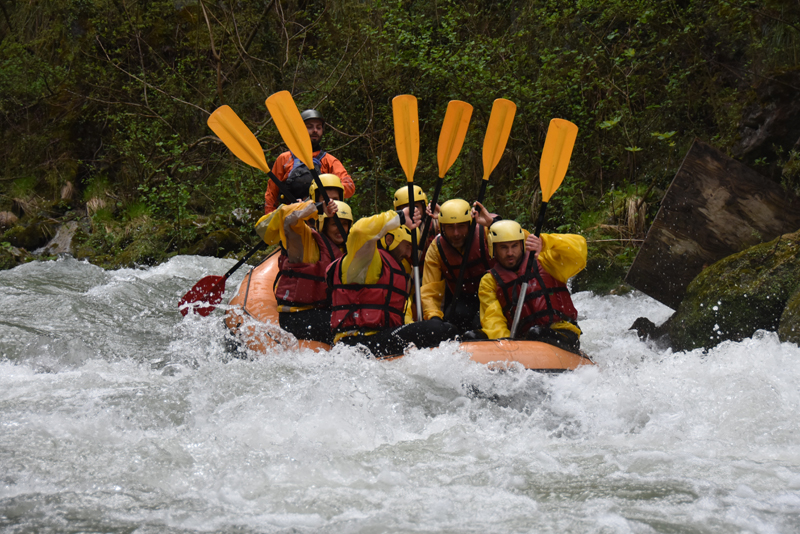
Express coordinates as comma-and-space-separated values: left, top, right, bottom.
778, 288, 800, 344
668, 230, 800, 350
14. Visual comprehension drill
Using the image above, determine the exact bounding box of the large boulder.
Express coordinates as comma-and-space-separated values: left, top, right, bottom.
668, 230, 800, 351
778, 288, 800, 344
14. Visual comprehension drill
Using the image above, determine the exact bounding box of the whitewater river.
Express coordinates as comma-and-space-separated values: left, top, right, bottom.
1, 256, 799, 533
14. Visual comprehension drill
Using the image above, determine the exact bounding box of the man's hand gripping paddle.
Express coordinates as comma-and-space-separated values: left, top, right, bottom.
418, 100, 473, 247
509, 118, 578, 338
392, 94, 424, 322
179, 105, 298, 317
265, 91, 349, 247
444, 98, 516, 322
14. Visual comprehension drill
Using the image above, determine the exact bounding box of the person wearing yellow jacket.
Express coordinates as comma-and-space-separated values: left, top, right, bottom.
255, 199, 349, 344
465, 220, 587, 353
327, 205, 458, 357
420, 199, 497, 333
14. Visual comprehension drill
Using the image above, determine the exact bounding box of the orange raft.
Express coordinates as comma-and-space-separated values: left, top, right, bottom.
224, 251, 594, 372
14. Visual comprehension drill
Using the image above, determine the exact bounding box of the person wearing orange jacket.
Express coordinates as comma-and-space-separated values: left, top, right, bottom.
264, 109, 354, 214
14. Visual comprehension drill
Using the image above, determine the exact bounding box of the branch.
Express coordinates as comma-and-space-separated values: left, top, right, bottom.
94, 35, 210, 114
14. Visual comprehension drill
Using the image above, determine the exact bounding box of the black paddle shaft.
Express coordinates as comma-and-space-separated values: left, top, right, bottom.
444, 180, 488, 322
310, 169, 349, 247
419, 176, 443, 249
408, 182, 419, 268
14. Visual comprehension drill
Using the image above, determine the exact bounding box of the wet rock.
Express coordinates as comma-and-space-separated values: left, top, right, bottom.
116, 224, 173, 267
630, 317, 672, 349
668, 230, 800, 351
1, 217, 60, 251
778, 288, 800, 344
184, 229, 241, 257
37, 221, 79, 256
0, 244, 35, 270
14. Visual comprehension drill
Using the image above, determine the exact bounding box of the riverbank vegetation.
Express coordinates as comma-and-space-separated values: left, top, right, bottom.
2, 0, 799, 288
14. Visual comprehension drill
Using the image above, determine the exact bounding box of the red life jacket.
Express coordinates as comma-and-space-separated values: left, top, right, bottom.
328, 249, 409, 333
273, 230, 342, 309
491, 251, 578, 333
436, 224, 494, 295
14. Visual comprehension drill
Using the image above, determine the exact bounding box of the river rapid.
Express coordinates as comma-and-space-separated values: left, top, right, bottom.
1, 255, 799, 533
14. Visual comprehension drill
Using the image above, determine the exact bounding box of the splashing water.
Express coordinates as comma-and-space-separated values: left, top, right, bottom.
1, 256, 799, 533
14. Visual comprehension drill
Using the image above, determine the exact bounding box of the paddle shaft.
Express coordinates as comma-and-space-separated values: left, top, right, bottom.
418, 176, 443, 249
310, 168, 349, 247
509, 202, 548, 338
408, 183, 423, 322
443, 179, 488, 323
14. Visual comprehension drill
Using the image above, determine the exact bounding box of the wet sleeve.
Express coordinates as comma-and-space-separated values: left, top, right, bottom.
341, 210, 401, 285
538, 233, 587, 283
254, 201, 321, 263
322, 154, 354, 199
420, 244, 446, 320
479, 273, 510, 339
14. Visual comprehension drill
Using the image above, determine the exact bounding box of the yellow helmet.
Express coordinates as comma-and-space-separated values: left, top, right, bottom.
319, 201, 353, 224
309, 174, 344, 202
489, 220, 524, 244
382, 225, 420, 251
393, 185, 427, 209
439, 199, 472, 225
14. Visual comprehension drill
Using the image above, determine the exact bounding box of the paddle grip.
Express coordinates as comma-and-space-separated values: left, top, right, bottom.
443, 179, 489, 323
310, 169, 349, 248
419, 177, 443, 249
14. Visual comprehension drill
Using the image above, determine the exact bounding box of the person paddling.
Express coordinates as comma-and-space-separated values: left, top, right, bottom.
255, 199, 352, 344
421, 199, 497, 333
327, 206, 457, 357
464, 220, 587, 353
264, 109, 353, 213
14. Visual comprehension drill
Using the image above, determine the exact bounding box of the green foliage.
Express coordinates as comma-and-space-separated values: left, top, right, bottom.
0, 0, 797, 275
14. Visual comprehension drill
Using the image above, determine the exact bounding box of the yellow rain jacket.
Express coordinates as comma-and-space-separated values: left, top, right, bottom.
479, 233, 587, 339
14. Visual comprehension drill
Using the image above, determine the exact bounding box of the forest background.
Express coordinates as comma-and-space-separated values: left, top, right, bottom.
1, 0, 799, 291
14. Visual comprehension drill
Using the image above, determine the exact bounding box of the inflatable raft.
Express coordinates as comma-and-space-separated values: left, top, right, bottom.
224, 251, 594, 372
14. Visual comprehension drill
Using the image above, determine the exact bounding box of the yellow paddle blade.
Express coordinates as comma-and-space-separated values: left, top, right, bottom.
437, 100, 473, 178
482, 98, 517, 181
265, 90, 313, 169
539, 118, 579, 202
392, 94, 419, 183
207, 105, 270, 174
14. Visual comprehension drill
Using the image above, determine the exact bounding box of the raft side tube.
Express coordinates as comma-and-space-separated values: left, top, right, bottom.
224, 251, 595, 369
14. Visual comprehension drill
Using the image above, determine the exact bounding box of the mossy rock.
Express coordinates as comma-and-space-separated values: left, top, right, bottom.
778, 288, 800, 344
115, 225, 173, 267
669, 230, 800, 350
1, 217, 59, 250
183, 229, 242, 257
0, 245, 35, 271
